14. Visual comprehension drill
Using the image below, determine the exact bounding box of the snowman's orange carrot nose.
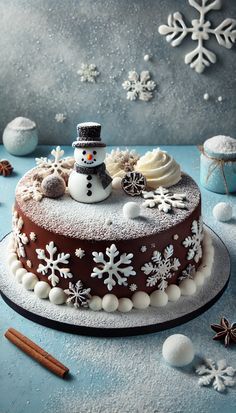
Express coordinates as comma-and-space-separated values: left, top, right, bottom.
87, 153, 93, 161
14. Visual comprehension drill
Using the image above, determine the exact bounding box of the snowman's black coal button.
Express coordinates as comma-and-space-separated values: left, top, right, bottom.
87, 190, 92, 196
87, 175, 92, 180
87, 183, 92, 188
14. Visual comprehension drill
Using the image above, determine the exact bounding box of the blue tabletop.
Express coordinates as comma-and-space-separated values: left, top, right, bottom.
0, 145, 235, 413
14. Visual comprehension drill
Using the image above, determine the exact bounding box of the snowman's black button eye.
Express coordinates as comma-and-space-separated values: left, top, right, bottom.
93, 151, 97, 155
82, 150, 86, 155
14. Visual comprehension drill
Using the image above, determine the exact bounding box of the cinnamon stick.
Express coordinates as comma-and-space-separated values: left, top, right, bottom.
5, 328, 69, 378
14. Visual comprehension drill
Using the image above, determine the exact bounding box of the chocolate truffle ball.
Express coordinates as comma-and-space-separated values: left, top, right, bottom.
41, 174, 66, 198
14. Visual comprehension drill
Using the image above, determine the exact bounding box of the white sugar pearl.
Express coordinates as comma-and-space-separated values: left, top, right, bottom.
144, 54, 150, 62
166, 284, 181, 302
10, 260, 22, 275
49, 287, 66, 305
132, 291, 150, 309
89, 295, 102, 311
34, 281, 51, 299
22, 272, 38, 290
118, 298, 133, 313
179, 279, 197, 296
15, 267, 27, 283
150, 290, 168, 307
123, 202, 140, 219
162, 334, 194, 367
213, 202, 232, 222
194, 272, 205, 287
112, 176, 122, 189
203, 93, 209, 101
102, 294, 119, 312
218, 96, 223, 102
7, 253, 18, 266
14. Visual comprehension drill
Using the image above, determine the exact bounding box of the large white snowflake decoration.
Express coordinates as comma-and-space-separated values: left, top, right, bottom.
158, 0, 236, 74
142, 187, 187, 213
17, 180, 44, 202
36, 241, 73, 287
77, 63, 99, 82
122, 71, 156, 101
64, 280, 91, 308
141, 245, 181, 290
12, 211, 29, 258
34, 146, 74, 182
91, 244, 136, 291
196, 359, 235, 392
183, 217, 204, 263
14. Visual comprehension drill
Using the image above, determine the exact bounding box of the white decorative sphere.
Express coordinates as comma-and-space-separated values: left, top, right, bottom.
213, 202, 232, 222
15, 268, 27, 283
112, 176, 122, 189
179, 279, 197, 296
89, 295, 102, 311
10, 260, 22, 275
3, 117, 38, 156
203, 93, 209, 101
162, 334, 195, 367
22, 272, 39, 290
123, 202, 140, 219
49, 287, 66, 305
132, 291, 150, 309
118, 298, 133, 313
150, 290, 168, 307
194, 272, 205, 287
34, 281, 51, 299
102, 294, 119, 312
166, 284, 181, 302
7, 253, 18, 266
144, 54, 150, 61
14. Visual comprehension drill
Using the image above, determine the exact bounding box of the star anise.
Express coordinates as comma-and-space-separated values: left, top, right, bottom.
211, 317, 236, 347
0, 159, 13, 176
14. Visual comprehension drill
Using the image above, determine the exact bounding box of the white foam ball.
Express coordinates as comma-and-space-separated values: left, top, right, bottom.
7, 253, 18, 266
89, 296, 102, 311
49, 287, 66, 305
118, 298, 133, 313
22, 272, 38, 290
123, 202, 140, 219
15, 267, 27, 283
213, 202, 232, 222
179, 279, 197, 296
162, 334, 194, 367
166, 284, 181, 302
112, 176, 122, 189
194, 272, 205, 287
34, 281, 51, 299
10, 260, 22, 275
150, 290, 168, 307
132, 291, 150, 309
102, 294, 119, 312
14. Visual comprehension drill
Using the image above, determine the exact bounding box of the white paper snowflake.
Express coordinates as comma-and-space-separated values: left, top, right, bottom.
55, 113, 67, 123
64, 280, 91, 308
34, 146, 74, 182
129, 283, 138, 292
141, 245, 181, 290
142, 187, 187, 213
36, 241, 73, 287
17, 180, 44, 202
196, 359, 235, 392
75, 248, 85, 259
183, 217, 204, 263
178, 263, 196, 283
158, 0, 236, 74
29, 232, 37, 242
77, 63, 99, 82
12, 211, 29, 258
140, 246, 147, 253
91, 244, 136, 291
122, 71, 156, 101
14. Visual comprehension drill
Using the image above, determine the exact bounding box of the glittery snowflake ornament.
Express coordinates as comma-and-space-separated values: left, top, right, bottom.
77, 63, 99, 83
64, 280, 91, 308
196, 359, 235, 392
121, 171, 147, 196
122, 71, 156, 101
159, 0, 236, 73
142, 187, 187, 213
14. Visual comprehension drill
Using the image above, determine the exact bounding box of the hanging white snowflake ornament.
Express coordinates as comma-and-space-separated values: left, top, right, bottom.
64, 280, 91, 308
183, 217, 204, 263
158, 0, 236, 73
36, 241, 73, 287
77, 63, 99, 82
34, 146, 74, 183
122, 71, 156, 101
91, 244, 136, 291
12, 211, 29, 258
142, 187, 187, 213
196, 359, 235, 392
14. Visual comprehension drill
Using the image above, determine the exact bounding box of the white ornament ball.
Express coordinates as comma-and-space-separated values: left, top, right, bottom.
132, 291, 150, 309
213, 202, 232, 222
203, 93, 209, 101
218, 96, 223, 102
118, 297, 133, 313
49, 287, 66, 305
150, 290, 168, 307
123, 202, 140, 219
166, 284, 181, 302
102, 294, 119, 312
112, 176, 122, 189
34, 281, 51, 299
179, 279, 197, 296
7, 253, 18, 266
22, 272, 39, 290
41, 174, 66, 198
3, 117, 38, 156
162, 334, 194, 367
89, 296, 102, 311
15, 268, 27, 283
10, 260, 22, 275
144, 54, 150, 62
194, 272, 205, 287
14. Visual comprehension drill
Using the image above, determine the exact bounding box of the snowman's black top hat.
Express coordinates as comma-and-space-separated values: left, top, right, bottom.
72, 122, 106, 148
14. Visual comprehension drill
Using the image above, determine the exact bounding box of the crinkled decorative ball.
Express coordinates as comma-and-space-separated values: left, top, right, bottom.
213, 202, 232, 222
89, 296, 102, 311
123, 202, 140, 219
22, 272, 39, 290
102, 294, 119, 312
132, 291, 150, 309
118, 297, 133, 313
112, 176, 122, 190
121, 171, 146, 196
49, 287, 66, 305
162, 334, 194, 367
34, 281, 51, 299
41, 174, 66, 198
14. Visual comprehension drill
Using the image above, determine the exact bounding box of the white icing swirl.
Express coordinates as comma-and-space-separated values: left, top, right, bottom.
134, 148, 181, 189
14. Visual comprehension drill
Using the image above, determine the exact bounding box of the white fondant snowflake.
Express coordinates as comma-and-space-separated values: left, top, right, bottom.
17, 180, 44, 202
141, 245, 180, 291
75, 248, 85, 259
178, 263, 196, 283
26, 259, 32, 268
55, 113, 66, 123
36, 241, 73, 287
129, 283, 138, 292
91, 244, 136, 291
140, 246, 147, 253
196, 359, 235, 392
122, 71, 156, 101
34, 146, 74, 182
29, 232, 37, 242
158, 0, 236, 74
64, 280, 91, 308
77, 63, 99, 82
12, 211, 29, 258
142, 187, 186, 213
183, 217, 204, 263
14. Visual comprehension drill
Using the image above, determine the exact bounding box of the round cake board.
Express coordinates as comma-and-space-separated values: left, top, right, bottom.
0, 226, 230, 337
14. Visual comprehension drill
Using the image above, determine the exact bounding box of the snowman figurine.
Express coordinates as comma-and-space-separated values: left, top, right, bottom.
68, 122, 112, 203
